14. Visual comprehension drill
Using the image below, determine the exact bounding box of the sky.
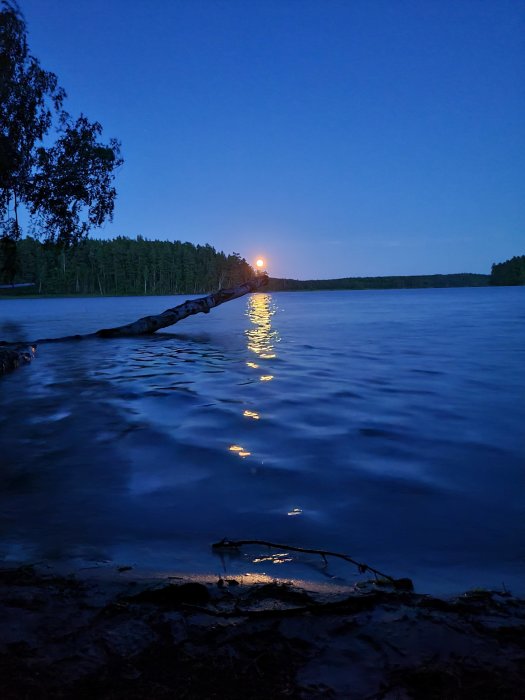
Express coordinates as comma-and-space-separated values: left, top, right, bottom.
18, 0, 525, 279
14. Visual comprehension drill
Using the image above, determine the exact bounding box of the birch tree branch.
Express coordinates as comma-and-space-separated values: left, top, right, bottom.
95, 274, 268, 338
0, 274, 268, 374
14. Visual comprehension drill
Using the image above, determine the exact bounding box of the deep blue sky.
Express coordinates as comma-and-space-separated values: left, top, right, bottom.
20, 0, 524, 278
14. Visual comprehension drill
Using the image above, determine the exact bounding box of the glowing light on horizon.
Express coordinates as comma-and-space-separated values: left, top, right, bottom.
256, 258, 264, 268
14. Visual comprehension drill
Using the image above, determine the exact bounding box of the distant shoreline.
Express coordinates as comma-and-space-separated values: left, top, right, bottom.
4, 275, 525, 300
2, 238, 522, 295
266, 272, 491, 292
0, 272, 497, 299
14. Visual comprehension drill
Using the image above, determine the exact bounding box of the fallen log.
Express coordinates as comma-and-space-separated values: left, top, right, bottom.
0, 274, 268, 375
95, 273, 268, 338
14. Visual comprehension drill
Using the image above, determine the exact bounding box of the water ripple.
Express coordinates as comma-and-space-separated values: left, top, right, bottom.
0, 287, 524, 593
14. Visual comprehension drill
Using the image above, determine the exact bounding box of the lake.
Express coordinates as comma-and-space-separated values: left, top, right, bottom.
0, 287, 524, 594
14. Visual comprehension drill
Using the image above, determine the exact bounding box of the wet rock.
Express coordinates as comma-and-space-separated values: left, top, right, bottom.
1, 567, 524, 699
128, 582, 211, 607
247, 582, 314, 605
102, 619, 158, 657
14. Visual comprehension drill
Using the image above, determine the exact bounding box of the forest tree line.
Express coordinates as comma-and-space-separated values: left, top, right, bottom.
1, 238, 523, 296
0, 236, 254, 295
266, 273, 490, 292
490, 255, 525, 286
267, 253, 524, 291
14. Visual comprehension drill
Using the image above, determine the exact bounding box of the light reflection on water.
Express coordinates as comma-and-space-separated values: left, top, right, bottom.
245, 293, 279, 362
0, 287, 524, 594
231, 294, 280, 463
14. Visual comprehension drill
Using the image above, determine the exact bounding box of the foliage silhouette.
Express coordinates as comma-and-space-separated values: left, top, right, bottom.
0, 1, 122, 281
490, 255, 525, 286
0, 236, 254, 295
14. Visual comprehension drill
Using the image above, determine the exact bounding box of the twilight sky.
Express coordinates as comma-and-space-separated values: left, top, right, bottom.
20, 0, 524, 279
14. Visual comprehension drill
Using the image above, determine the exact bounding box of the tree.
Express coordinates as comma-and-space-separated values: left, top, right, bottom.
0, 236, 255, 296
0, 1, 65, 237
490, 255, 525, 286
29, 115, 122, 245
0, 1, 122, 280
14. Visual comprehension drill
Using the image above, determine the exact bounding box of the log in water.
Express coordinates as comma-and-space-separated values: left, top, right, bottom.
0, 274, 268, 375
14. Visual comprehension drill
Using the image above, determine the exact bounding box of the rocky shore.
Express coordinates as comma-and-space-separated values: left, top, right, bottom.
1, 565, 524, 699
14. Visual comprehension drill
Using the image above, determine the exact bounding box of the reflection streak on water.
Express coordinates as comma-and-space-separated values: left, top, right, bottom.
229, 444, 251, 458
245, 293, 279, 363
252, 553, 293, 565
246, 293, 278, 388
230, 294, 280, 459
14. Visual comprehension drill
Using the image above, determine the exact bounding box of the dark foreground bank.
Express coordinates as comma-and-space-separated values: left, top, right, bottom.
1, 565, 524, 699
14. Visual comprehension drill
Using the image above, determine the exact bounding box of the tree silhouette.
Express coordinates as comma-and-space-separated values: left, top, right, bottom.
0, 1, 122, 280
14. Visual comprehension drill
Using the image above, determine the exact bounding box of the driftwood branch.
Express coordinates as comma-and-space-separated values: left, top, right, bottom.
0, 274, 268, 375
212, 538, 414, 590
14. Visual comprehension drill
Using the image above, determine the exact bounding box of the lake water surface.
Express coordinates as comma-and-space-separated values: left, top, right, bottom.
1, 287, 524, 594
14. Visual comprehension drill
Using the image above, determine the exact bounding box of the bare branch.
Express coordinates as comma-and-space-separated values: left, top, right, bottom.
212, 538, 414, 590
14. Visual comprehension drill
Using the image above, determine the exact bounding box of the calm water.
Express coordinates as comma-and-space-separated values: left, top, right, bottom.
1, 287, 524, 594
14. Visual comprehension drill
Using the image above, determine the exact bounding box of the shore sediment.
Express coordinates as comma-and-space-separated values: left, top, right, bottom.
1, 564, 524, 699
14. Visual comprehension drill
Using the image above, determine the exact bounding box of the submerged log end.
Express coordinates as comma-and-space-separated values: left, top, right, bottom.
0, 345, 35, 377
